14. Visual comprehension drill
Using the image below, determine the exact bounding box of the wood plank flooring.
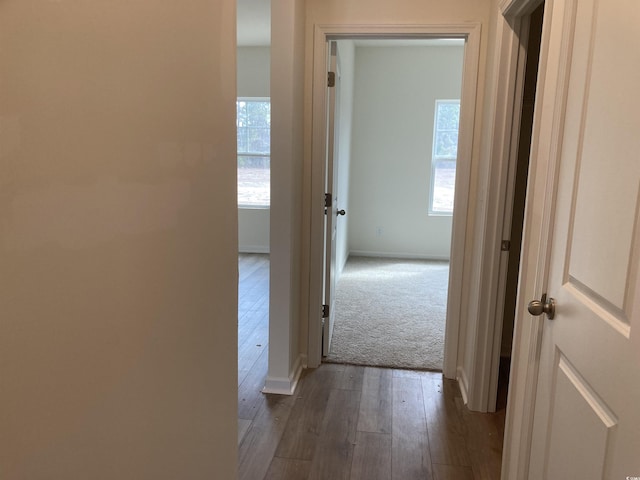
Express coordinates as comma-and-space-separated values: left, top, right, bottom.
238, 254, 505, 480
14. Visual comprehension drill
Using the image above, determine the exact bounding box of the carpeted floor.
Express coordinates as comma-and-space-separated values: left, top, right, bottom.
325, 256, 449, 371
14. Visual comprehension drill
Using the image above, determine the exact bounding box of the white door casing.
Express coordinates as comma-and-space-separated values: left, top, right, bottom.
504, 0, 640, 477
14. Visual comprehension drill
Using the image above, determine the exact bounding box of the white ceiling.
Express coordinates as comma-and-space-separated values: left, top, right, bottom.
237, 0, 270, 46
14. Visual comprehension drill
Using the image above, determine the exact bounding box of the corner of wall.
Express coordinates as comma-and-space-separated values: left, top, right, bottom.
262, 354, 304, 395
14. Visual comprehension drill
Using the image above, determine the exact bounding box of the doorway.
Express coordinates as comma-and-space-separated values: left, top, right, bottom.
496, 1, 544, 408
323, 39, 465, 371
307, 25, 482, 375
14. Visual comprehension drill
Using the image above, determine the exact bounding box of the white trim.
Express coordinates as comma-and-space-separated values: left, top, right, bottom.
349, 251, 450, 262
442, 24, 481, 380
457, 366, 470, 405
500, 0, 544, 18
238, 245, 270, 254
238, 205, 270, 210
462, 9, 531, 414
262, 354, 304, 395
306, 24, 482, 381
486, 16, 531, 412
237, 96, 271, 102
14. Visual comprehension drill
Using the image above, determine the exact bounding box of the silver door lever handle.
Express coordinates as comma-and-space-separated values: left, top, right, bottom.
527, 293, 555, 320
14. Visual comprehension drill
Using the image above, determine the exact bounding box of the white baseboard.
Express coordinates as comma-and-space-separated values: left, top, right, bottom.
457, 366, 470, 405
262, 355, 304, 395
239, 245, 270, 254
350, 250, 450, 261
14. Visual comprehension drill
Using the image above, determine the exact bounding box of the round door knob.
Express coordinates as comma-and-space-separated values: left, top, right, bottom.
527, 293, 555, 320
337, 209, 346, 216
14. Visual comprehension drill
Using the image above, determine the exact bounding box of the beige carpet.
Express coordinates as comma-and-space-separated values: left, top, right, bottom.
325, 256, 449, 371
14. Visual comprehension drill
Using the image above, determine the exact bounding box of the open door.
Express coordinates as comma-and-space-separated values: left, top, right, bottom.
322, 41, 341, 356
510, 0, 640, 476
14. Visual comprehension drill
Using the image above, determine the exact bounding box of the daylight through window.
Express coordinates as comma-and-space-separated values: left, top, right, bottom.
237, 98, 270, 207
430, 100, 460, 215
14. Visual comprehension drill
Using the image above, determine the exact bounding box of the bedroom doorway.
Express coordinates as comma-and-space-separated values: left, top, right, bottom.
307, 25, 482, 378
323, 39, 464, 371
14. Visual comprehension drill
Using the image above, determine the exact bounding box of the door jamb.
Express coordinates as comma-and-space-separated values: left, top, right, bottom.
482, 13, 532, 412
500, 0, 578, 476
469, 0, 544, 414
306, 24, 481, 381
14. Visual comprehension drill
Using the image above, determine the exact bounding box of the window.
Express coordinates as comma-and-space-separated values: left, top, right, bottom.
429, 100, 460, 215
237, 98, 270, 207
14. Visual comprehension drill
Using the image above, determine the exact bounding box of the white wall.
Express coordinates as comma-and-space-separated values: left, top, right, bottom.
238, 47, 271, 97
335, 40, 356, 274
348, 45, 464, 260
238, 208, 270, 253
0, 1, 238, 478
267, 0, 306, 393
237, 47, 270, 253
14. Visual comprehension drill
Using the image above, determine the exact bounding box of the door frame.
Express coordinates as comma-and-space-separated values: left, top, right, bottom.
499, 0, 579, 476
471, 0, 544, 414
306, 23, 481, 379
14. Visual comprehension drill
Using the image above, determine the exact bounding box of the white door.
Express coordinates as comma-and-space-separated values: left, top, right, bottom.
322, 41, 340, 356
525, 0, 640, 477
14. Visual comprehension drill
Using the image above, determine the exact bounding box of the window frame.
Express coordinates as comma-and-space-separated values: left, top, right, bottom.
429, 99, 460, 216
237, 97, 271, 209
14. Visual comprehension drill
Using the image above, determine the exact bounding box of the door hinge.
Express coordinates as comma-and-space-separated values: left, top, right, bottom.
325, 193, 332, 208
322, 304, 329, 318
501, 240, 511, 251
328, 71, 336, 87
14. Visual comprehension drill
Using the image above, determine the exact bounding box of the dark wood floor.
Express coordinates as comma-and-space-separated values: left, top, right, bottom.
238, 253, 505, 480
